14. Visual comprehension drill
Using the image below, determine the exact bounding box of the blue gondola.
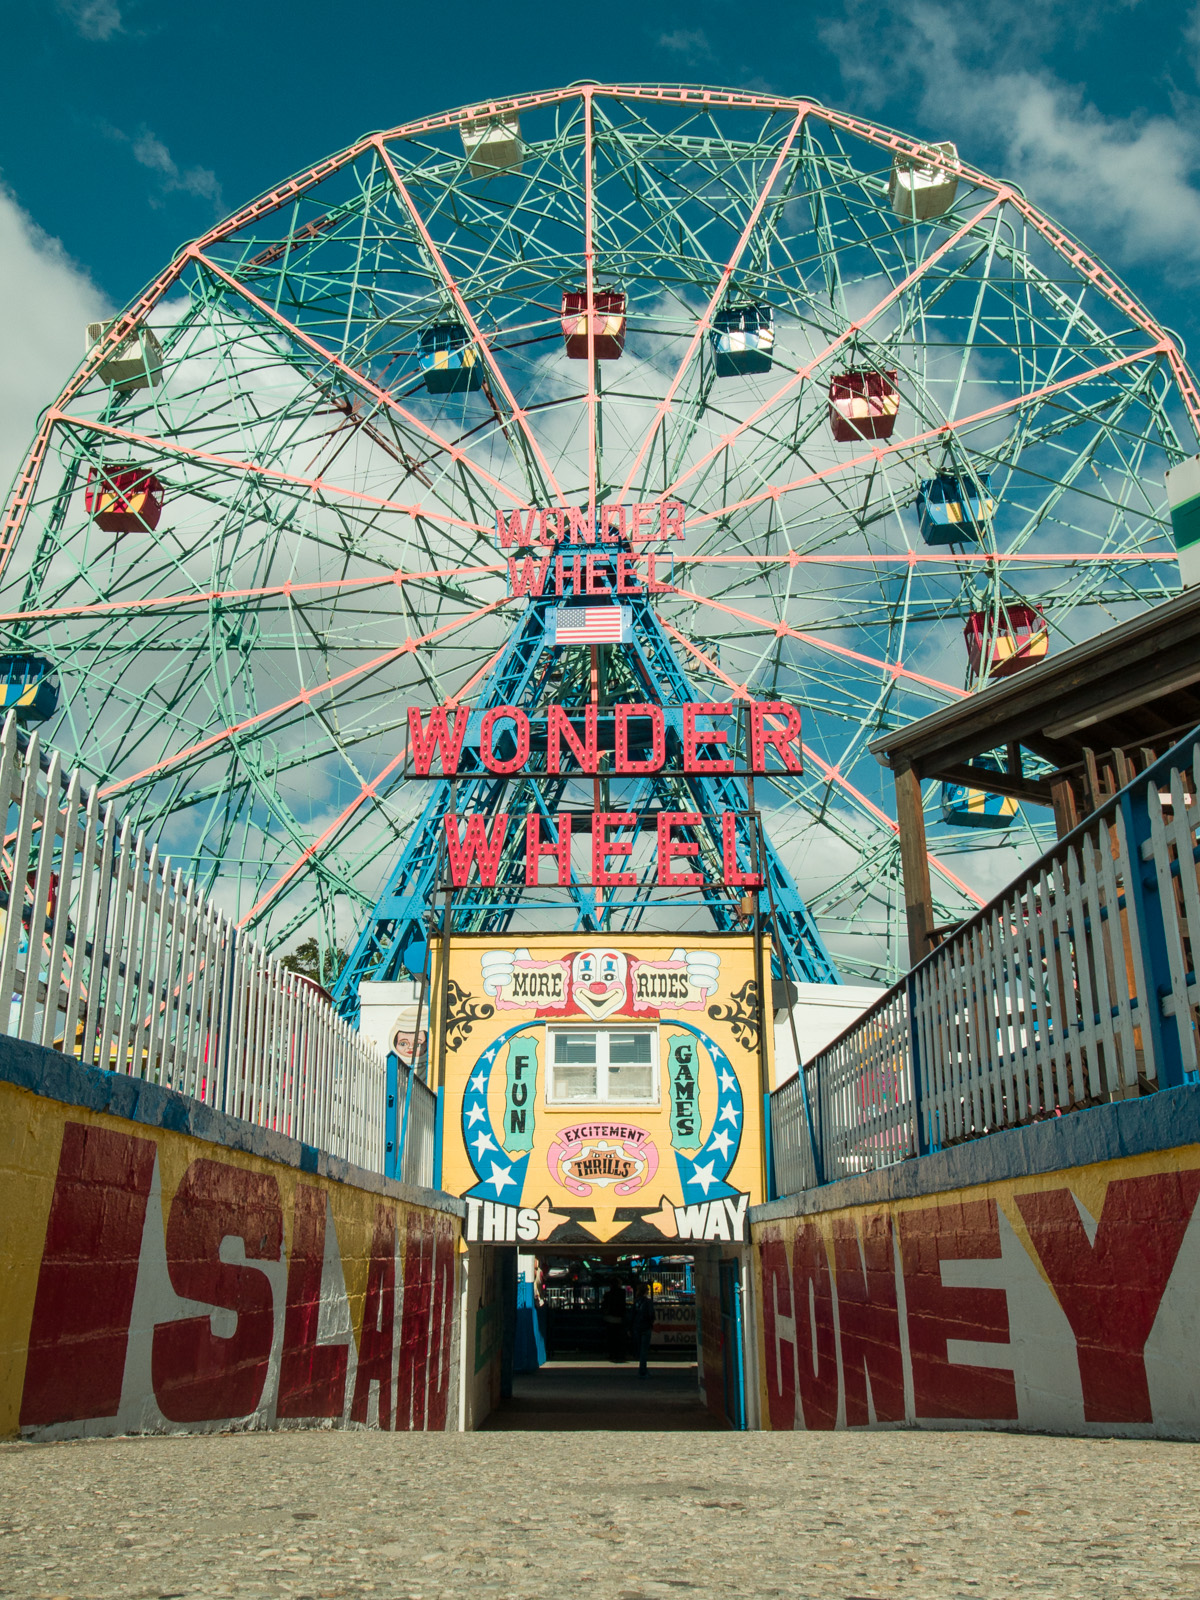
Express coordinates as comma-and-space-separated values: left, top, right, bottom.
711, 305, 774, 377
917, 472, 993, 545
419, 323, 482, 394
941, 759, 1018, 829
0, 656, 58, 725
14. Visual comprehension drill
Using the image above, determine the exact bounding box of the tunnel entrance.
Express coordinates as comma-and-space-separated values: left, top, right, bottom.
481, 1361, 724, 1431
540, 1251, 696, 1362
477, 1246, 745, 1432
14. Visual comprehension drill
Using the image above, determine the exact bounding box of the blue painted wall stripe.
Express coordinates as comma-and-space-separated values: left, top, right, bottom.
0, 1031, 463, 1217
750, 1085, 1200, 1223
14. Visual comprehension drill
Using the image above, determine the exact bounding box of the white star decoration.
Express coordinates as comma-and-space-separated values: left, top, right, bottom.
471, 1130, 497, 1159
468, 1069, 488, 1094
465, 1104, 487, 1128
709, 1127, 734, 1158
718, 1101, 740, 1126
488, 1161, 516, 1195
690, 1159, 718, 1195
719, 1067, 737, 1093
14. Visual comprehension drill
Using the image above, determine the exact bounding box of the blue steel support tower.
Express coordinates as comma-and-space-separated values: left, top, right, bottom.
332, 569, 839, 1025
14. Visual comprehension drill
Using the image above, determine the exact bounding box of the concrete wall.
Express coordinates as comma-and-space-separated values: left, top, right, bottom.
692, 1246, 760, 1429
460, 1245, 503, 1430
750, 1086, 1200, 1439
0, 1035, 463, 1440
692, 1252, 726, 1425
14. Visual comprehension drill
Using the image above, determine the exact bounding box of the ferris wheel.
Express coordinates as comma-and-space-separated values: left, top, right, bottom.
0, 83, 1194, 984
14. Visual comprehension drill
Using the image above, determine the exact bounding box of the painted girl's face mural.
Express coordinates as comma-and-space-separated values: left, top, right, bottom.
570, 948, 628, 1021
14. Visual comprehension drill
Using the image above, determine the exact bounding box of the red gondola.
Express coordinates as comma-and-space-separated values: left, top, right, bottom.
828, 369, 900, 442
85, 465, 163, 533
561, 290, 626, 360
964, 604, 1049, 680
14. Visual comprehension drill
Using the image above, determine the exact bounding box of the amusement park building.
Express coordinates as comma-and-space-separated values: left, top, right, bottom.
1, 85, 1200, 1442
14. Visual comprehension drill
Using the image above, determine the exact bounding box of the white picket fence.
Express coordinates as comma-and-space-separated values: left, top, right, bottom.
771, 728, 1200, 1193
1145, 747, 1200, 1079
0, 714, 387, 1172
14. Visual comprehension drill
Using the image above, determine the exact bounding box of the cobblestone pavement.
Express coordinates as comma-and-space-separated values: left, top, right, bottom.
1, 1371, 1198, 1600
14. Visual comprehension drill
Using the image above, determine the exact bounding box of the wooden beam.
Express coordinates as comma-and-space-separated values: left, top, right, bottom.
893, 761, 935, 966
1020, 732, 1080, 768
1050, 773, 1079, 840
1043, 658, 1200, 739
906, 651, 1200, 775
928, 762, 1054, 806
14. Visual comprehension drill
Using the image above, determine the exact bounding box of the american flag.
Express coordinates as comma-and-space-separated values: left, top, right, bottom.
552, 606, 631, 645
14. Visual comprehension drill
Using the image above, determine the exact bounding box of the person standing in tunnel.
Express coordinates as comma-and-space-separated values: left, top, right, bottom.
533, 1259, 550, 1361
601, 1279, 627, 1363
631, 1282, 656, 1378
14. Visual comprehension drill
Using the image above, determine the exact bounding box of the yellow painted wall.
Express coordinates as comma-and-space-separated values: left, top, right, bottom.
0, 1079, 460, 1439
752, 1143, 1200, 1437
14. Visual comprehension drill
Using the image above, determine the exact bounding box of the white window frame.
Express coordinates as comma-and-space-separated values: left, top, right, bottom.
545, 1025, 660, 1107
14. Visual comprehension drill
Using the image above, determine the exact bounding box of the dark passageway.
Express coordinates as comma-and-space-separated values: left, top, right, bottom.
481, 1360, 724, 1431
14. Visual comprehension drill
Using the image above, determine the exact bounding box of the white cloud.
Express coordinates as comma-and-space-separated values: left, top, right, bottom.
822, 0, 1200, 279
0, 187, 108, 498
56, 0, 122, 39
1183, 1, 1200, 86
130, 130, 224, 212
98, 125, 225, 216
657, 27, 714, 62
991, 74, 1200, 268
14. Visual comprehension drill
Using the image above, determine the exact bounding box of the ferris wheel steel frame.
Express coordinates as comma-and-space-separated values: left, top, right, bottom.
0, 82, 1194, 987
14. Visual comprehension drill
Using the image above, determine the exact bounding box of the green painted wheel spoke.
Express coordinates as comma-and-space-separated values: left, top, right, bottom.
1, 87, 1191, 976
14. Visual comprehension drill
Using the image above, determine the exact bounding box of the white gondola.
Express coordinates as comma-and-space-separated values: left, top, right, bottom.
85, 320, 163, 392
461, 113, 523, 177
889, 141, 959, 222
711, 305, 774, 377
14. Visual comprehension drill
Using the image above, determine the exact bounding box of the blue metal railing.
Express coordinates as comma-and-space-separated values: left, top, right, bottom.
385, 1059, 437, 1188
770, 722, 1200, 1198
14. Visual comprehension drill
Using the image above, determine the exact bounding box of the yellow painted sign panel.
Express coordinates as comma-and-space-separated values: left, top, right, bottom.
435, 934, 767, 1244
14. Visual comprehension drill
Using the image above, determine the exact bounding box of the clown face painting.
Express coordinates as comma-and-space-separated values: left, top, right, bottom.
570, 948, 628, 1021
481, 944, 722, 1019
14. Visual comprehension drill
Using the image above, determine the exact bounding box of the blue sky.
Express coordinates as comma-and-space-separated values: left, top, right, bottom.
3, 0, 1200, 482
